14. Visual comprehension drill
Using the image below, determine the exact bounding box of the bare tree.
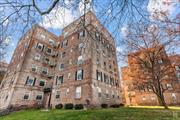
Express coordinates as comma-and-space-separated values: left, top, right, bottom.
119, 21, 179, 109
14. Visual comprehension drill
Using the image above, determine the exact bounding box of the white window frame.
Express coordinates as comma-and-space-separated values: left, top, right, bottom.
23, 92, 30, 100
75, 86, 81, 98
31, 64, 37, 72
34, 54, 41, 61
77, 69, 83, 80
37, 43, 43, 51
59, 63, 64, 71
36, 93, 43, 101
49, 39, 54, 46
68, 73, 71, 79
26, 77, 34, 86
56, 91, 60, 99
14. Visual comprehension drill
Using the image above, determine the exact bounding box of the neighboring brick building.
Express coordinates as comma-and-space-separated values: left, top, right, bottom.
121, 47, 180, 106
0, 61, 8, 84
0, 11, 121, 110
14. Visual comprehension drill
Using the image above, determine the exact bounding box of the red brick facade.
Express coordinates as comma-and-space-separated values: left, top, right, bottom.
0, 11, 121, 110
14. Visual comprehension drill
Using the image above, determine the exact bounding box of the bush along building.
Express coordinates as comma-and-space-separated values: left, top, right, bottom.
0, 11, 121, 110
121, 47, 180, 106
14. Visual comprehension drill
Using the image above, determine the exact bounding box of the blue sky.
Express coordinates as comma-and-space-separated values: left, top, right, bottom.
2, 0, 180, 64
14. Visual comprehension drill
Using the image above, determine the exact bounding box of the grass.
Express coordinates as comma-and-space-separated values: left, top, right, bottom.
1, 107, 180, 120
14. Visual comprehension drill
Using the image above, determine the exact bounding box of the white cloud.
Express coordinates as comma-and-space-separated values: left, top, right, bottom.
147, 0, 178, 20
41, 0, 93, 29
41, 6, 77, 29
3, 36, 15, 47
3, 36, 11, 45
121, 25, 129, 37
78, 0, 93, 15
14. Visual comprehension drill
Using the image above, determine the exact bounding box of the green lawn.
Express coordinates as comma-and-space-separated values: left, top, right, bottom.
1, 107, 180, 120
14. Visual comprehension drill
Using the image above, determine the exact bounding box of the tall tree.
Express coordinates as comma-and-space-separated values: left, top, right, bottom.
120, 21, 179, 109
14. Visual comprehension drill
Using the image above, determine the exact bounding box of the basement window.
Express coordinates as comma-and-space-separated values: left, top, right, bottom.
36, 94, 43, 100
23, 93, 30, 100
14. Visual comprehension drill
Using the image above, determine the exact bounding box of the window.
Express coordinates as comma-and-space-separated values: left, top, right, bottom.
42, 68, 48, 75
36, 43, 44, 51
151, 96, 155, 100
76, 69, 83, 80
104, 62, 106, 68
36, 94, 43, 100
158, 59, 163, 64
40, 34, 45, 40
166, 83, 173, 90
56, 91, 60, 99
39, 80, 45, 87
61, 40, 68, 48
25, 77, 36, 86
75, 86, 81, 98
23, 93, 29, 100
104, 74, 108, 83
34, 54, 41, 61
31, 65, 37, 72
79, 30, 86, 38
69, 59, 72, 65
106, 90, 109, 98
49, 39, 54, 46
46, 48, 52, 54
44, 57, 50, 64
59, 64, 64, 71
177, 72, 180, 78
95, 32, 100, 41
60, 52, 66, 58
96, 70, 102, 81
56, 76, 64, 85
68, 73, 71, 79
142, 96, 146, 101
66, 88, 70, 95
98, 88, 101, 97
77, 56, 83, 65
97, 58, 100, 65
79, 43, 84, 51
175, 66, 180, 71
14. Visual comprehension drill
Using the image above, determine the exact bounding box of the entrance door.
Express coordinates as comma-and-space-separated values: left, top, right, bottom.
43, 92, 51, 109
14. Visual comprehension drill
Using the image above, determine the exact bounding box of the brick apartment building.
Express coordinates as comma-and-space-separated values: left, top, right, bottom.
0, 11, 121, 110
0, 61, 8, 84
121, 47, 180, 106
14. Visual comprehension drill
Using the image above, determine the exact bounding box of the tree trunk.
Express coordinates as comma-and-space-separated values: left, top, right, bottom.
157, 94, 168, 109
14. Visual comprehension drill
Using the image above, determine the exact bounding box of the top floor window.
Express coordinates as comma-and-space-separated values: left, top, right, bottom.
79, 30, 86, 38
40, 34, 45, 40
49, 39, 54, 46
61, 40, 68, 48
